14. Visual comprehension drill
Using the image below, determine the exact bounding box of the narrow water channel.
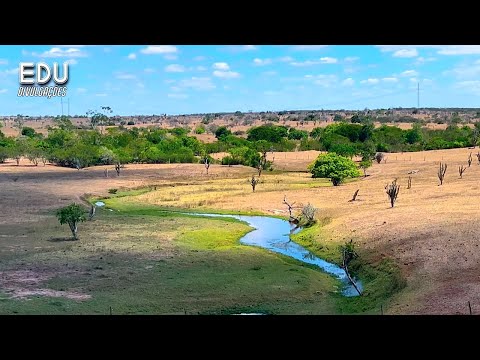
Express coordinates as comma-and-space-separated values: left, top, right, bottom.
188, 212, 363, 297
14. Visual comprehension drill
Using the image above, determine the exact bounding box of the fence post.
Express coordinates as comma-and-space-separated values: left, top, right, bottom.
468, 301, 472, 315
109, 306, 113, 315
381, 304, 384, 315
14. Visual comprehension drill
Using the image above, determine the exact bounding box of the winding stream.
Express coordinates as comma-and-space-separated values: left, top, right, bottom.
187, 212, 363, 297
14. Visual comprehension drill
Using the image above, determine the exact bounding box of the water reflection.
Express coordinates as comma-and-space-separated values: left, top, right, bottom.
186, 212, 363, 297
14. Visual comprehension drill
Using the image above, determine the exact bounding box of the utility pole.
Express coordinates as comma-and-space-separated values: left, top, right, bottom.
61, 97, 64, 116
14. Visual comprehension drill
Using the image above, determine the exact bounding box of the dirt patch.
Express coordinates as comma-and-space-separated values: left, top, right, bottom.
0, 270, 91, 301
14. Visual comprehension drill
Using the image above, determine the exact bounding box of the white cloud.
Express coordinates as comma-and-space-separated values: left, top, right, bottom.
393, 48, 418, 58
193, 56, 206, 61
76, 88, 87, 93
213, 70, 240, 79
140, 45, 178, 55
414, 57, 437, 65
103, 47, 111, 53
437, 45, 480, 55
0, 59, 8, 65
116, 73, 137, 80
291, 45, 328, 51
342, 78, 355, 86
410, 77, 418, 83
164, 54, 178, 60
290, 60, 320, 67
344, 56, 359, 62
213, 62, 230, 70
1, 67, 18, 75
65, 59, 77, 65
262, 71, 277, 76
225, 45, 258, 52
127, 53, 136, 60
377, 45, 480, 56
382, 77, 398, 82
196, 66, 207, 71
95, 93, 107, 97
279, 56, 294, 62
144, 68, 156, 73
57, 45, 86, 48
301, 74, 337, 87
447, 61, 480, 79
0, 89, 7, 94
455, 80, 480, 95
360, 78, 380, 85
253, 58, 272, 66
401, 70, 419, 77
320, 57, 338, 64
165, 64, 186, 73
168, 93, 189, 99
179, 77, 215, 91
290, 57, 337, 66
29, 47, 87, 58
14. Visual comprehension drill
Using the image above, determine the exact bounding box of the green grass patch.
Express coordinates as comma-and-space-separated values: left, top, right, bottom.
291, 222, 406, 314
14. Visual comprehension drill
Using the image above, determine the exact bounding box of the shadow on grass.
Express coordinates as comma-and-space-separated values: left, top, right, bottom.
47, 237, 77, 242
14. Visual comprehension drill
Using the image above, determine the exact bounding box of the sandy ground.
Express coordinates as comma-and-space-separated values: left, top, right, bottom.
1, 148, 480, 314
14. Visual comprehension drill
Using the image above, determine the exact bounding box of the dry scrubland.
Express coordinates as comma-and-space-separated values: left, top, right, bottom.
2, 118, 472, 142
1, 148, 480, 314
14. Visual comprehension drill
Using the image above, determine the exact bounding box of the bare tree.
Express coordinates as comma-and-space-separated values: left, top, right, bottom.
203, 155, 210, 175
407, 176, 412, 189
386, 179, 400, 207
300, 203, 317, 225
468, 152, 473, 167
283, 195, 299, 223
88, 205, 96, 221
349, 189, 360, 202
438, 162, 447, 185
115, 162, 121, 176
375, 152, 384, 164
339, 240, 362, 296
477, 152, 480, 165
250, 175, 259, 192
459, 164, 466, 178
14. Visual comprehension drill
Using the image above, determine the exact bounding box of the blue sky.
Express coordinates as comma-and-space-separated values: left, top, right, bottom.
1, 45, 480, 116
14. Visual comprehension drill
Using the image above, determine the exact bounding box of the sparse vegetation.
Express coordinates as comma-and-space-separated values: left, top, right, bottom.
386, 179, 400, 208
438, 162, 447, 185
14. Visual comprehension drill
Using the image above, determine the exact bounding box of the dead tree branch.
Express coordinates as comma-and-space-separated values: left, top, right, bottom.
349, 189, 360, 202
438, 162, 447, 185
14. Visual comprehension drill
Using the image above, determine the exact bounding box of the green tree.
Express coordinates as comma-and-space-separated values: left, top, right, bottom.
215, 126, 232, 140
359, 158, 372, 177
56, 203, 87, 240
21, 127, 36, 138
308, 152, 360, 186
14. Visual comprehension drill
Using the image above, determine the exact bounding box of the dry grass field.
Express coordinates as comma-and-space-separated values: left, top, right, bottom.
1, 147, 480, 314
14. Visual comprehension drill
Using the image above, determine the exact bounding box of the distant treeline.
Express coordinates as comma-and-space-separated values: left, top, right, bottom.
0, 116, 479, 169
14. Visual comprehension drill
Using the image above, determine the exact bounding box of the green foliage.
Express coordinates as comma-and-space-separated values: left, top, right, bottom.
21, 127, 36, 138
247, 124, 288, 142
55, 203, 87, 240
214, 126, 232, 140
287, 128, 308, 140
308, 153, 360, 186
195, 125, 206, 134
108, 188, 118, 194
